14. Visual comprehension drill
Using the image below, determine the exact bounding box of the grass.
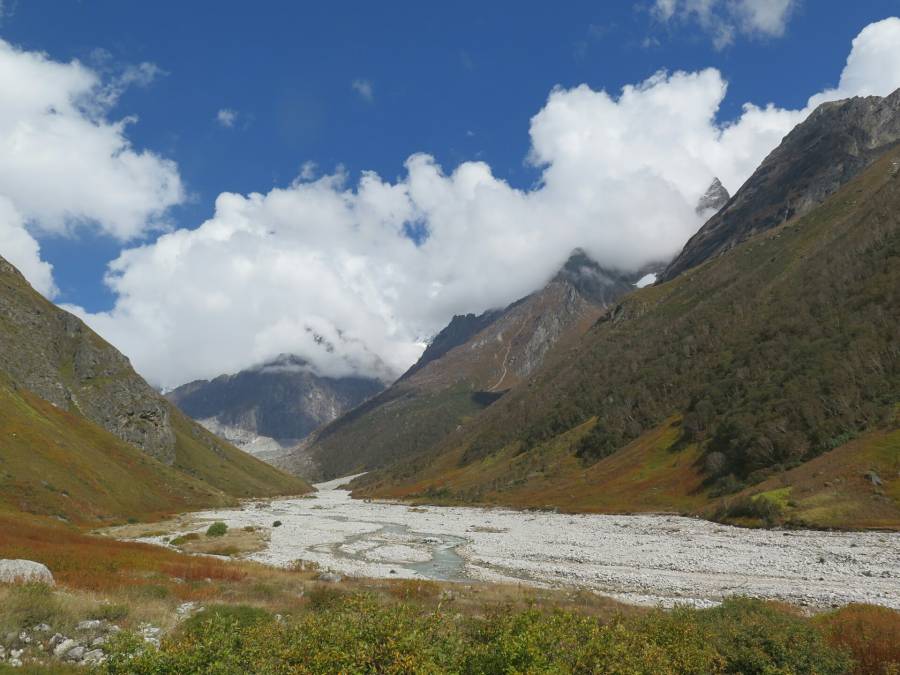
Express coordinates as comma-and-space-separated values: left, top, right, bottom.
364, 417, 712, 516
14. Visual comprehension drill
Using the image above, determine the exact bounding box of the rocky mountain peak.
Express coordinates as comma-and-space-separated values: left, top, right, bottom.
695, 177, 730, 215
662, 88, 900, 282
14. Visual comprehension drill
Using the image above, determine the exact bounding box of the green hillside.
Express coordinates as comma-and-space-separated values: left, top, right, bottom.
354, 147, 900, 529
0, 251, 310, 524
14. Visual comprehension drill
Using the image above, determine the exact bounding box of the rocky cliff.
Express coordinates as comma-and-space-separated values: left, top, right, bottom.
663, 89, 900, 281
0, 253, 310, 513
0, 257, 176, 463
288, 251, 642, 480
166, 354, 385, 453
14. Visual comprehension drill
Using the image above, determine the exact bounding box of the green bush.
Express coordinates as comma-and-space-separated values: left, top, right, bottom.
170, 532, 201, 546
714, 494, 784, 525
179, 604, 273, 635
206, 521, 228, 537
100, 595, 858, 675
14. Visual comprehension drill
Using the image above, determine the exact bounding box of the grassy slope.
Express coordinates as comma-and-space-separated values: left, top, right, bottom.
356, 149, 900, 529
0, 250, 310, 522
307, 280, 603, 480
365, 416, 710, 514
0, 379, 232, 523
169, 407, 309, 499
0, 377, 309, 524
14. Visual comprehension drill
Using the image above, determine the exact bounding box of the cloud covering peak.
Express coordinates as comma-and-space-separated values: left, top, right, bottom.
3, 20, 899, 389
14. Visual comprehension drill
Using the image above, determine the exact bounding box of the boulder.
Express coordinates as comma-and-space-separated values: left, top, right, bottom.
0, 559, 54, 585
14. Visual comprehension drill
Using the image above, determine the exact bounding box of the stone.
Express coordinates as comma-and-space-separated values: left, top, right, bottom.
54, 638, 78, 657
318, 572, 342, 583
76, 619, 102, 631
83, 648, 106, 665
66, 645, 86, 661
0, 560, 54, 585
865, 470, 883, 487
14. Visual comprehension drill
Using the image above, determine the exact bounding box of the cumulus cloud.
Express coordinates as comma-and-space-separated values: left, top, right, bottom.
651, 0, 798, 49
216, 108, 238, 128
351, 79, 374, 102
0, 39, 184, 297
61, 18, 900, 389
0, 41, 183, 243
0, 197, 55, 296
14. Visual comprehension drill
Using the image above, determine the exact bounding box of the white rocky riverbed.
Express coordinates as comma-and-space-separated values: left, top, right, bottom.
134, 475, 900, 609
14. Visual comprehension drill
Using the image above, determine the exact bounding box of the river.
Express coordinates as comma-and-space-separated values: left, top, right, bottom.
136, 475, 900, 609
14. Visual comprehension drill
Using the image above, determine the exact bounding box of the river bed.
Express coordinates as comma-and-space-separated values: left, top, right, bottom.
134, 475, 900, 609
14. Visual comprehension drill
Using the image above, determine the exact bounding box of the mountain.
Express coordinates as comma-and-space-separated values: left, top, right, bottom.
695, 177, 730, 215
663, 90, 900, 281
348, 95, 900, 530
0, 255, 310, 523
282, 251, 643, 480
166, 354, 384, 457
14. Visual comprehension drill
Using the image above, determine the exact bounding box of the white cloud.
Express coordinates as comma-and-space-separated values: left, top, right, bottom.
351, 79, 374, 102
58, 18, 900, 389
651, 0, 798, 49
216, 108, 238, 128
0, 39, 183, 296
0, 196, 55, 297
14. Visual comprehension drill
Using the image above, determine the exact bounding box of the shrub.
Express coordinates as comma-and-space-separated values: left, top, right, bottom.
0, 583, 64, 630
99, 594, 864, 675
713, 494, 784, 525
816, 603, 900, 674
179, 604, 273, 635
170, 532, 201, 546
697, 597, 851, 674
272, 520, 282, 528
206, 522, 228, 538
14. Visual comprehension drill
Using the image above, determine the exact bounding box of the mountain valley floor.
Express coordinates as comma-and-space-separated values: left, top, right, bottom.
122, 476, 900, 610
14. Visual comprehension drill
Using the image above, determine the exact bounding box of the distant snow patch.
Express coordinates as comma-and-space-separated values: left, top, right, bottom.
635, 273, 657, 288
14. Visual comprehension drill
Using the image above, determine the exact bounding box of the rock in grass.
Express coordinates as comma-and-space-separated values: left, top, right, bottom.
0, 559, 54, 585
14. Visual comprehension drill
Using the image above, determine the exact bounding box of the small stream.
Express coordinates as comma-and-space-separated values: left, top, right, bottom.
312, 521, 469, 581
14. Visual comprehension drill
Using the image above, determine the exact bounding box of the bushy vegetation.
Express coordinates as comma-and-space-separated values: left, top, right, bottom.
97, 595, 869, 675
713, 494, 785, 526
206, 522, 228, 537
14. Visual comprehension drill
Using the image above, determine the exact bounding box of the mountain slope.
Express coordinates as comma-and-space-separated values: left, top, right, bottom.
663, 89, 900, 281
287, 251, 640, 480
0, 255, 310, 521
167, 354, 384, 455
351, 136, 900, 529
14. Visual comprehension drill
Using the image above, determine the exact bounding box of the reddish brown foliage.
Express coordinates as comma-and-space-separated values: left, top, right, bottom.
817, 604, 900, 674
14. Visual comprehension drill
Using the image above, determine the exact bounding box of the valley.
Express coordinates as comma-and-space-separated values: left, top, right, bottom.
127, 477, 900, 610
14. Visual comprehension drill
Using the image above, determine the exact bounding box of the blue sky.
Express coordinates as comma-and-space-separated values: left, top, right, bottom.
5, 0, 893, 310
2, 2, 900, 385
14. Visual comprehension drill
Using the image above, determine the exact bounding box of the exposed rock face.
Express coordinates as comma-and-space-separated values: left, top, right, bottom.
166, 354, 384, 450
0, 256, 176, 463
695, 177, 730, 215
0, 559, 54, 585
663, 89, 900, 281
297, 250, 642, 479
401, 310, 502, 381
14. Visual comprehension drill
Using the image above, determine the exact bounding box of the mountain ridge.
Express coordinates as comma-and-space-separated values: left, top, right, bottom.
663, 89, 900, 281
346, 113, 900, 530
0, 254, 310, 522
